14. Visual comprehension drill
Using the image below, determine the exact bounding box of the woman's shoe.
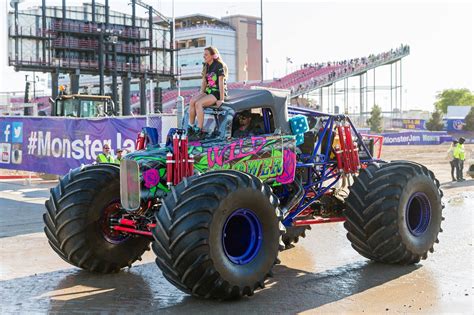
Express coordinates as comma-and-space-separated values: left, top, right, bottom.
189, 130, 206, 141
186, 125, 195, 136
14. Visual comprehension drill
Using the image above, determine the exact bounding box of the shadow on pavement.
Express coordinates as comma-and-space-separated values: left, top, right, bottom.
0, 197, 45, 238
440, 178, 473, 189
0, 180, 55, 238
1, 259, 420, 314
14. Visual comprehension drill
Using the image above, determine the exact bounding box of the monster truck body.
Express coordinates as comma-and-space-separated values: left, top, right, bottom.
44, 89, 444, 300
121, 89, 297, 208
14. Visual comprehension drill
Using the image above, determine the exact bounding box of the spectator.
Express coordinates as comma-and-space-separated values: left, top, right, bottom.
115, 148, 127, 164
447, 139, 458, 181
453, 137, 466, 182
96, 144, 115, 163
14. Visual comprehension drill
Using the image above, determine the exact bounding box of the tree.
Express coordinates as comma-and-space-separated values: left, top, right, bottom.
464, 107, 474, 131
367, 104, 383, 133
434, 89, 474, 113
426, 111, 444, 131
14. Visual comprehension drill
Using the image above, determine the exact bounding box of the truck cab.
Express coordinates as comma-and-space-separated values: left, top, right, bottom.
181, 89, 292, 140
51, 94, 115, 118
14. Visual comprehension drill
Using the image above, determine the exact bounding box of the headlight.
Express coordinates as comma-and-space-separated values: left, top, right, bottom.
120, 159, 141, 212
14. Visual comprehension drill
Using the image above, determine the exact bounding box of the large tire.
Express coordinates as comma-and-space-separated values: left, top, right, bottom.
43, 164, 150, 273
282, 215, 312, 249
344, 161, 444, 264
152, 170, 284, 299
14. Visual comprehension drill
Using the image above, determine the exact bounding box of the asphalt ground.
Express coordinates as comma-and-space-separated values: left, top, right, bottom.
0, 145, 473, 314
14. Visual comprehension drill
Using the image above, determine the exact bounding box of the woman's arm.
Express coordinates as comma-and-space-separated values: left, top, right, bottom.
199, 77, 206, 94
218, 76, 225, 101
217, 76, 225, 105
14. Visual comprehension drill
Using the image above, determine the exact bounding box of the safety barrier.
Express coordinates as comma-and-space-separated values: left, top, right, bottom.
0, 116, 173, 175
382, 131, 452, 145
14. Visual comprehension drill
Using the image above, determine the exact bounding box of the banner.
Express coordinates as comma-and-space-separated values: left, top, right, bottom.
392, 118, 427, 130
444, 119, 466, 132
382, 131, 452, 145
0, 116, 158, 175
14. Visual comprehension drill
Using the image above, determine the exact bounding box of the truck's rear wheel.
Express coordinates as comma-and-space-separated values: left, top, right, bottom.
152, 170, 283, 299
282, 215, 312, 249
43, 165, 150, 273
344, 161, 443, 264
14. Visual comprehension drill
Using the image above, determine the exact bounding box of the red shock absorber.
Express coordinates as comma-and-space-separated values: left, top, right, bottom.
181, 134, 188, 178
344, 124, 359, 173
135, 130, 145, 150
335, 145, 344, 173
173, 134, 180, 185
166, 152, 173, 188
336, 124, 350, 173
342, 124, 354, 173
353, 142, 360, 172
188, 154, 194, 177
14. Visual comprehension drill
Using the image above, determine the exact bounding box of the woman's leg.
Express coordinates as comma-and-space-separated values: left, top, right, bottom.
189, 93, 206, 126
195, 94, 218, 129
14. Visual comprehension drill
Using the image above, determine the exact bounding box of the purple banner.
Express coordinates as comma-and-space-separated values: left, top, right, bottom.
0, 116, 155, 175
382, 131, 452, 145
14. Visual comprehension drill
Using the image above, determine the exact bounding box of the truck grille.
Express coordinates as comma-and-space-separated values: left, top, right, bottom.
120, 159, 141, 212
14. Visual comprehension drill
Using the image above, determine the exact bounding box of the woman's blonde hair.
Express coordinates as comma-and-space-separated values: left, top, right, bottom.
202, 46, 228, 78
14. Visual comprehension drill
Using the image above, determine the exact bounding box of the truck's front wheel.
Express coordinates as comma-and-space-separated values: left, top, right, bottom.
43, 165, 150, 273
152, 170, 283, 299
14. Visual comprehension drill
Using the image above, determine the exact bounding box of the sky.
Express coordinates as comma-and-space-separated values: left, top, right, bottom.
0, 0, 472, 112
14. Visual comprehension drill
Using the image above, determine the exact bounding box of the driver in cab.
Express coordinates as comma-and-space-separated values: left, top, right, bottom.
233, 110, 261, 138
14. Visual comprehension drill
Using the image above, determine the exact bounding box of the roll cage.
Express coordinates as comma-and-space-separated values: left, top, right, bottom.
280, 105, 383, 226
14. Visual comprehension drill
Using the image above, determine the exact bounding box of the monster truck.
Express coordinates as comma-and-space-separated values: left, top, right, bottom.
43, 89, 443, 299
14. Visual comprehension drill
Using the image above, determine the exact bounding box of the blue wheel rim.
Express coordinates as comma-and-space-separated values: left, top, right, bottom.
406, 192, 432, 236
222, 208, 263, 265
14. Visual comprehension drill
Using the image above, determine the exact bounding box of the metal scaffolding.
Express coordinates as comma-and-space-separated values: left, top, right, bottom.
8, 0, 175, 115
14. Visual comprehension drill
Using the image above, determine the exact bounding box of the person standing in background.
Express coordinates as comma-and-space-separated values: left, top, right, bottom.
447, 139, 458, 181
114, 149, 127, 164
453, 137, 466, 182
96, 144, 115, 164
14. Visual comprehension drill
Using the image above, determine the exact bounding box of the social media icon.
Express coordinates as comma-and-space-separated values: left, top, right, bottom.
0, 122, 11, 142
0, 143, 11, 164
12, 122, 23, 143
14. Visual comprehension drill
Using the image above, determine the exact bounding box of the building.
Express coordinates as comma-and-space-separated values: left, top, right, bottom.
173, 14, 262, 87
221, 15, 262, 82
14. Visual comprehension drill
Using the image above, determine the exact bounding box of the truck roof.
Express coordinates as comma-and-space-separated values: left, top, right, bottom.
222, 89, 291, 134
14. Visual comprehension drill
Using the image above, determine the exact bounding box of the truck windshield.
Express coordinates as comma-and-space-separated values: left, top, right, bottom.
80, 100, 105, 117
60, 99, 79, 117
58, 99, 106, 117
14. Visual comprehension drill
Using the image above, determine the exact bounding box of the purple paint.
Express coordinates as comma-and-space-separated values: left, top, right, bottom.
207, 136, 267, 168
276, 150, 296, 184
143, 169, 160, 188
